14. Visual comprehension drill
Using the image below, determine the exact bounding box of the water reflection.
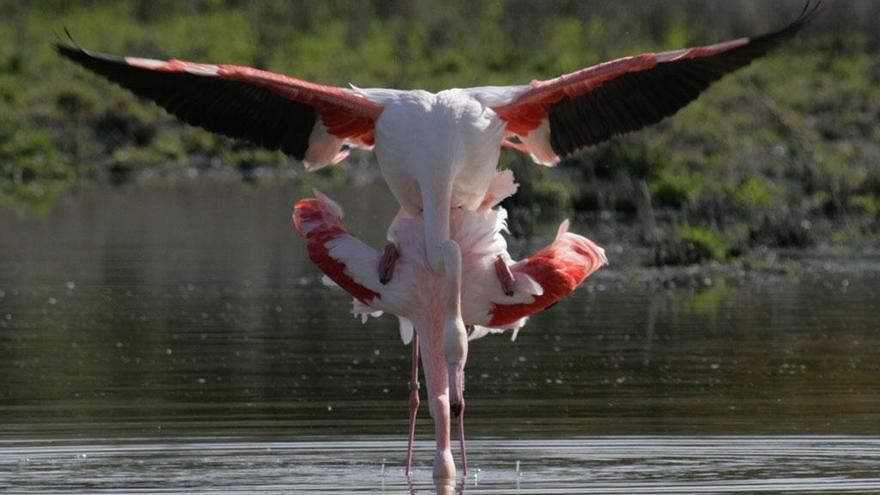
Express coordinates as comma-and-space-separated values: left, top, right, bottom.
1, 179, 878, 492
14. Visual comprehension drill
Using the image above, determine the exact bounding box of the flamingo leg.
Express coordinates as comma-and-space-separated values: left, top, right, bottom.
457, 399, 467, 476
379, 242, 399, 285
405, 333, 420, 476
494, 255, 515, 296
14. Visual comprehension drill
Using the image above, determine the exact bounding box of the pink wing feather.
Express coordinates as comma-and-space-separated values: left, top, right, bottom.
293, 196, 381, 305
489, 220, 606, 327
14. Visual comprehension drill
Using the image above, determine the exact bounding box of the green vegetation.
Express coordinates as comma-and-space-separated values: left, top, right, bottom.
2, 0, 878, 264
654, 224, 733, 266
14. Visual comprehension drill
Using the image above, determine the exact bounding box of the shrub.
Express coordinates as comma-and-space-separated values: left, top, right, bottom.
652, 224, 731, 266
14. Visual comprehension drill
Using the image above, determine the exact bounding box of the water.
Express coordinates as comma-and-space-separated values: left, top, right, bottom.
1, 179, 879, 493
2, 437, 879, 493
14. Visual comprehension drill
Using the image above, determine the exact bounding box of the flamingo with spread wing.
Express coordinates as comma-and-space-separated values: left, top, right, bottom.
57, 3, 818, 278
56, 3, 818, 479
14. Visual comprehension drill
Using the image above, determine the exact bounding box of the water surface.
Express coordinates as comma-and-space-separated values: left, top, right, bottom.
1, 180, 878, 493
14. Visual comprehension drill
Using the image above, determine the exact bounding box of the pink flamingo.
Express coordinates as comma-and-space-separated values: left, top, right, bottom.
57, 4, 817, 276
55, 4, 816, 478
293, 173, 606, 478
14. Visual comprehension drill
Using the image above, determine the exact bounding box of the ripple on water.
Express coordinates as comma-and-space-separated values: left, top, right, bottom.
1, 436, 879, 493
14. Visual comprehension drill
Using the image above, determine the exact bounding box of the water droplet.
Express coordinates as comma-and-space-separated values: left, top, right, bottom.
48, 297, 57, 305
66, 281, 76, 290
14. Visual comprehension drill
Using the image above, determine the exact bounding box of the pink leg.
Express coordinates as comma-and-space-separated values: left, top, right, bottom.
405, 333, 420, 476
494, 255, 515, 296
379, 243, 399, 285
457, 400, 468, 476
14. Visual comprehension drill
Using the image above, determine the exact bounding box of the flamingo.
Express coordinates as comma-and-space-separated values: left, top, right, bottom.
56, 3, 818, 276
293, 171, 606, 478
55, 4, 817, 478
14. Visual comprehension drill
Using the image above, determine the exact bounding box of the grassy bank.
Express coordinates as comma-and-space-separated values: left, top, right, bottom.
2, 0, 878, 263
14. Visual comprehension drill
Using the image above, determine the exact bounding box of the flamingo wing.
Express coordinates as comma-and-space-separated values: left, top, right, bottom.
488, 220, 606, 328
294, 190, 383, 305
57, 43, 384, 170
489, 2, 819, 164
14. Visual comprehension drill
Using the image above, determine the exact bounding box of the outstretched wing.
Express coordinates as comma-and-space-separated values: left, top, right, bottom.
487, 2, 820, 165
57, 43, 385, 170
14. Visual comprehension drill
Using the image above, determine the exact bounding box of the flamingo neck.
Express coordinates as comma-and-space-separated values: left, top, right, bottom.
440, 241, 467, 366
442, 241, 462, 318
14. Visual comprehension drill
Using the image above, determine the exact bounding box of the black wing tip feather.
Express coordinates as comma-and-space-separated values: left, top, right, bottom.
548, 2, 821, 158
750, 1, 822, 46
55, 42, 88, 64
54, 28, 89, 61
56, 39, 130, 70
55, 36, 315, 160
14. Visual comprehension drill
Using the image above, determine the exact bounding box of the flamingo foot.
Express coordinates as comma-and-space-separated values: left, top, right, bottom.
379, 242, 399, 285
494, 255, 515, 296
405, 334, 420, 476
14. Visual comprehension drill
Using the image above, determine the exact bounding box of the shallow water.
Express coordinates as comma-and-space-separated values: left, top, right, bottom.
1, 180, 878, 493
2, 437, 879, 493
